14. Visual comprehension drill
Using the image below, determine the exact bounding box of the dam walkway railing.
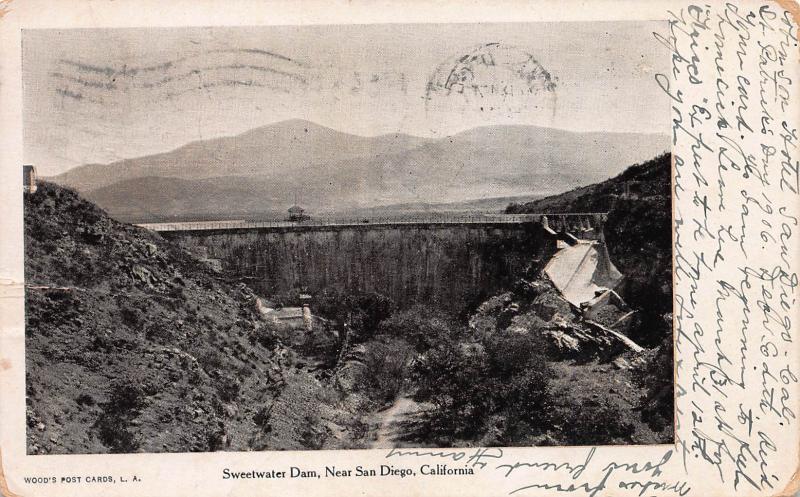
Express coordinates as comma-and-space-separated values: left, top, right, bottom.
137, 212, 609, 233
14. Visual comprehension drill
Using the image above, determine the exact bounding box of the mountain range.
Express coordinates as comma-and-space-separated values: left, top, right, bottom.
51, 119, 669, 222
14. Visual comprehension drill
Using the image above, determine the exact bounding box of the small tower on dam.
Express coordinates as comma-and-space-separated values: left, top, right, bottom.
287, 205, 310, 222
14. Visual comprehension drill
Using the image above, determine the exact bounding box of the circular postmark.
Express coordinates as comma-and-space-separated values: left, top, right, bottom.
425, 42, 558, 126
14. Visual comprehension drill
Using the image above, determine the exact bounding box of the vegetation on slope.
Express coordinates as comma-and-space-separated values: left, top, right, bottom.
317, 281, 673, 447
24, 182, 341, 454
507, 152, 674, 433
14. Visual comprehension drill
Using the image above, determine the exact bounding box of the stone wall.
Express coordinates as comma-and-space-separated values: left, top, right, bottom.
163, 222, 557, 313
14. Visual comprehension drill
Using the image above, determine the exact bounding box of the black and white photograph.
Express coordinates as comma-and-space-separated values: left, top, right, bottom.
21, 21, 674, 455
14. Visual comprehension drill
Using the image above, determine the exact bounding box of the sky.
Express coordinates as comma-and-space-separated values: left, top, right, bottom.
23, 21, 669, 176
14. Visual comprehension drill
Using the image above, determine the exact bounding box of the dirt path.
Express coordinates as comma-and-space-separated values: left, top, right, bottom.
370, 396, 426, 449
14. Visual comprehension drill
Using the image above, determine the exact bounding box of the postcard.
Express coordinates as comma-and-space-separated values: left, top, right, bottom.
0, 0, 798, 496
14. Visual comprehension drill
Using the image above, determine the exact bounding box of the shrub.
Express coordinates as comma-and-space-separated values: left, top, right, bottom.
250, 325, 279, 350
481, 332, 553, 440
114, 295, 144, 329
205, 423, 227, 451
167, 285, 186, 308
358, 337, 412, 403
106, 382, 146, 415
413, 328, 556, 445
315, 291, 396, 343
299, 411, 326, 450
414, 340, 493, 441
298, 327, 340, 369
378, 305, 456, 352
95, 414, 140, 453
90, 334, 113, 352
632, 330, 674, 432
215, 376, 240, 403
32, 289, 84, 327
94, 380, 147, 453
196, 349, 224, 372
253, 404, 273, 431
502, 367, 552, 424
560, 399, 636, 445
485, 332, 549, 380
145, 322, 173, 343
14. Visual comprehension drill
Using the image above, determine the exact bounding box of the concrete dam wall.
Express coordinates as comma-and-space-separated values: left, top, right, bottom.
162, 222, 557, 312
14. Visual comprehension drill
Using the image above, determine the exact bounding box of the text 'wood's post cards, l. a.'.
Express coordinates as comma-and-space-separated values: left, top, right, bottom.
0, 1, 798, 496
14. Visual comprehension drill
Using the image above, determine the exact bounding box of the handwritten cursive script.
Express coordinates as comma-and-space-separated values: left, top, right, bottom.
662, 2, 799, 495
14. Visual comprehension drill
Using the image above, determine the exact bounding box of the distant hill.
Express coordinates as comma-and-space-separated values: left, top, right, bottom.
325, 194, 547, 218
54, 120, 433, 191
505, 152, 672, 213
53, 120, 669, 222
82, 176, 291, 222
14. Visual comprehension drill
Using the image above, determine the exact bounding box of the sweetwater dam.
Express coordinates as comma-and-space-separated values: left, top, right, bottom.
142, 214, 605, 312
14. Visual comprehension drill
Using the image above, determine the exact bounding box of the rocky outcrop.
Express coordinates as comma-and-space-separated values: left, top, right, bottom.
469, 276, 641, 358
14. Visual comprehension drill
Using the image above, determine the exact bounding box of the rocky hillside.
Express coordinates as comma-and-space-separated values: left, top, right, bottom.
24, 182, 335, 454
507, 153, 673, 321
463, 278, 672, 444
